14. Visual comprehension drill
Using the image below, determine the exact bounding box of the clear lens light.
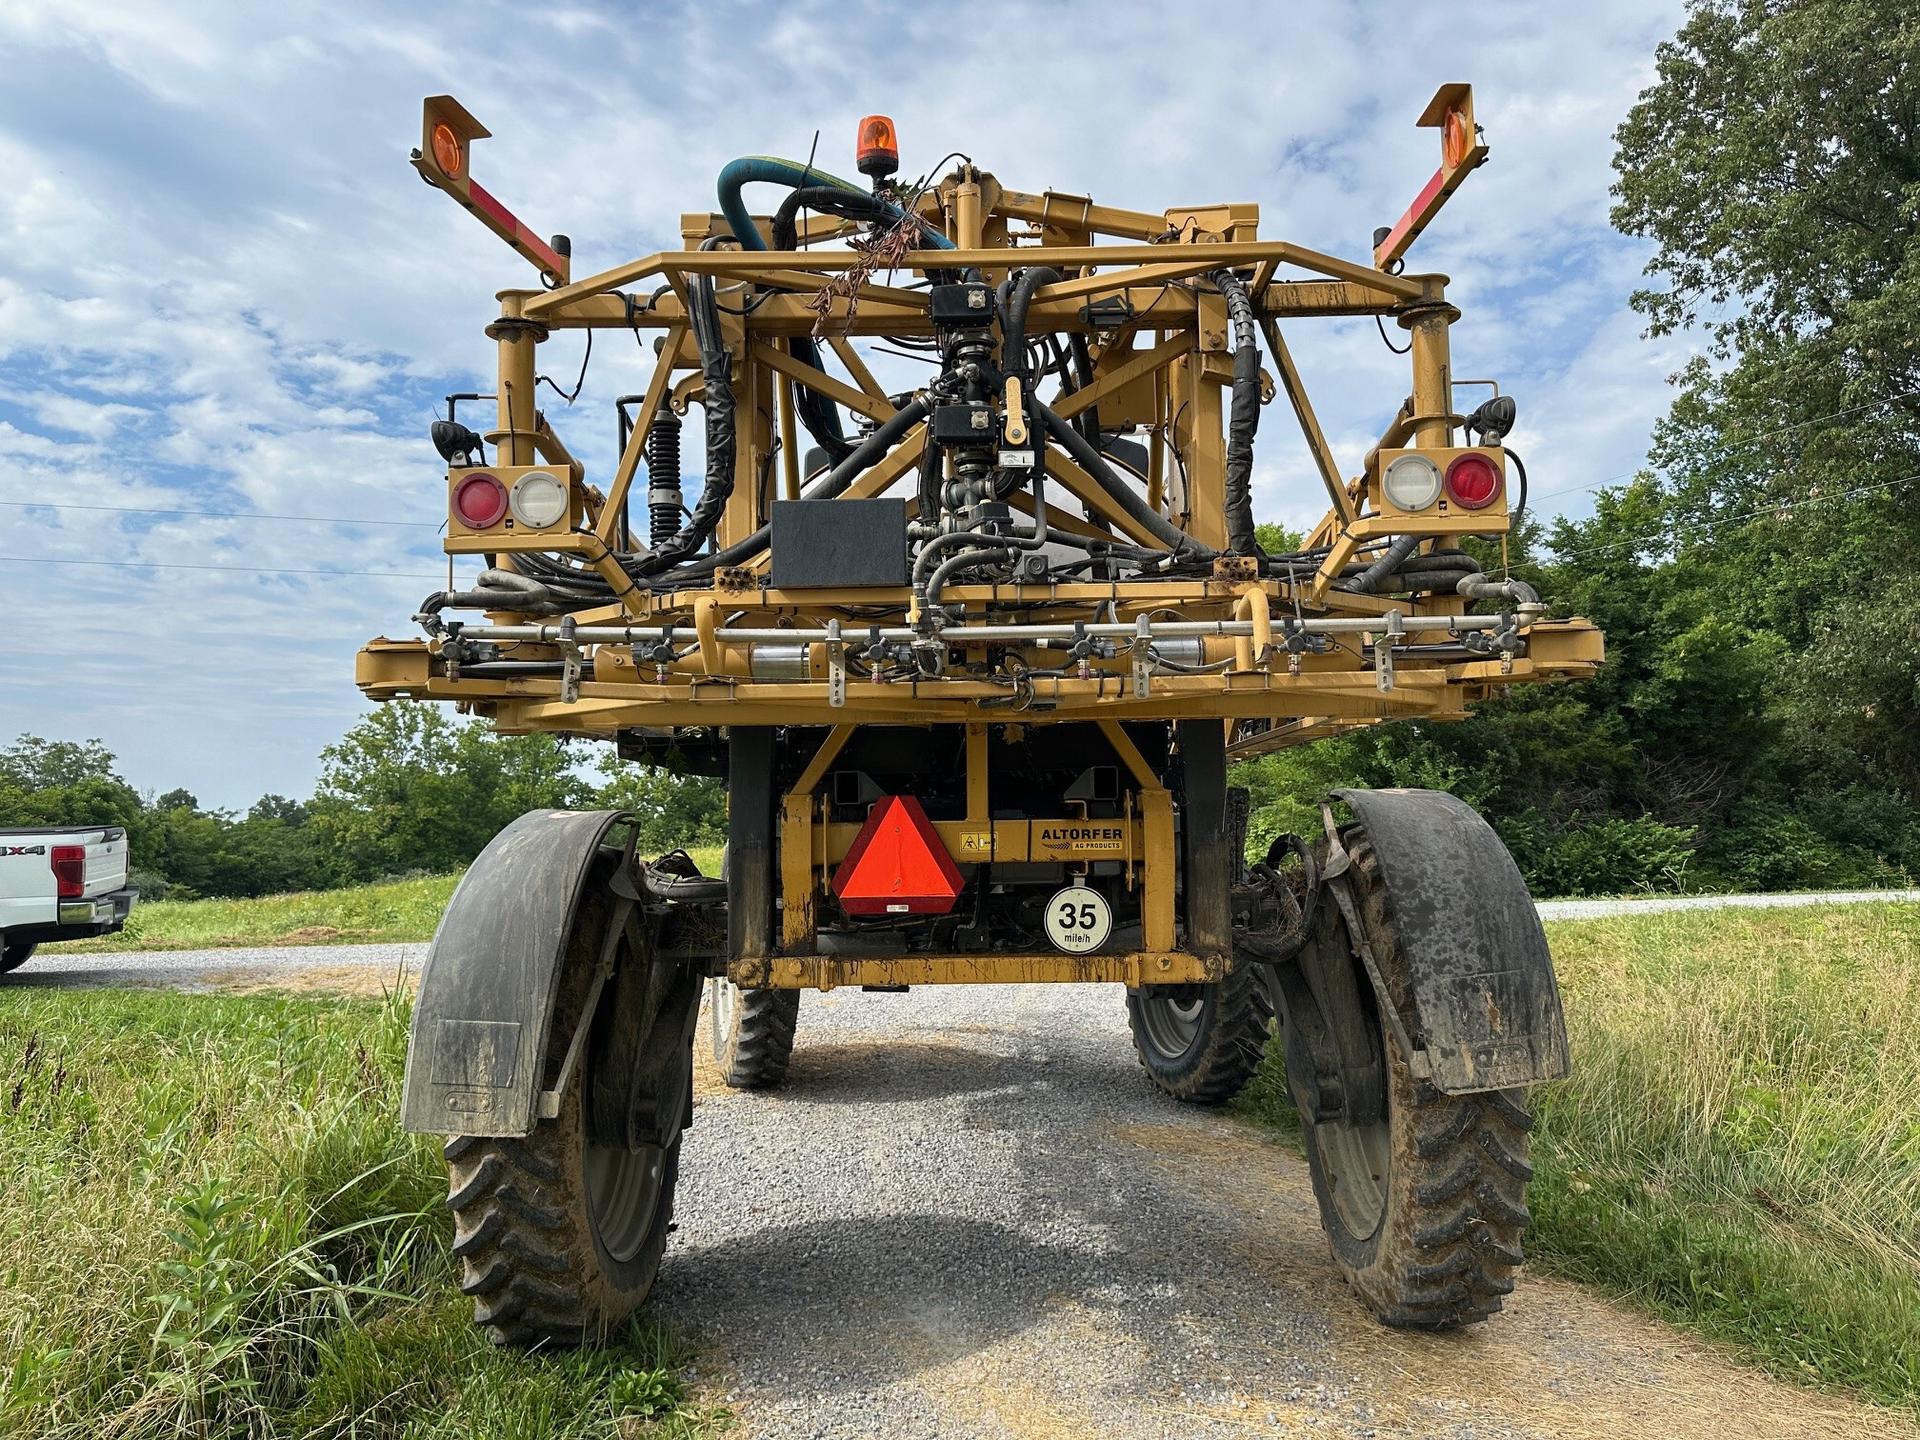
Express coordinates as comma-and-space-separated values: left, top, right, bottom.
1382, 454, 1441, 510
510, 471, 569, 528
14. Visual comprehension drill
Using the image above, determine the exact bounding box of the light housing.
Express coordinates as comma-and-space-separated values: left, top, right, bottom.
451, 471, 508, 529
1382, 453, 1442, 511
51, 844, 85, 899
509, 469, 569, 529
856, 115, 899, 179
1445, 452, 1502, 510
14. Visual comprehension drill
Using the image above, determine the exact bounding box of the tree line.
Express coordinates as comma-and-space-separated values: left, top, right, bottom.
5, 0, 1913, 901
0, 712, 726, 901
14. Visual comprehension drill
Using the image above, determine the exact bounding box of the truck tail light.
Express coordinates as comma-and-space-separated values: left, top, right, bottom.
51, 845, 85, 899
1444, 453, 1502, 510
452, 472, 509, 529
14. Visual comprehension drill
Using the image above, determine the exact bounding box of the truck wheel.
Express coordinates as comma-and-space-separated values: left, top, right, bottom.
1301, 833, 1532, 1328
1126, 963, 1274, 1105
707, 978, 798, 1089
0, 942, 36, 974
445, 1069, 679, 1347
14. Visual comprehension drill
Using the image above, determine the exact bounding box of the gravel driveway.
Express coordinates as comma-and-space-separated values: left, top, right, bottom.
651, 985, 1901, 1440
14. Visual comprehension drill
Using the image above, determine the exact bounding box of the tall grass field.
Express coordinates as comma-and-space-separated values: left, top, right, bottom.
1241, 900, 1920, 1409
0, 988, 725, 1440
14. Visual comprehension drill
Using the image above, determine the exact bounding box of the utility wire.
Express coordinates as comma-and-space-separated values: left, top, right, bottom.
0, 555, 448, 581
1546, 471, 1920, 566
1525, 386, 1920, 507
0, 499, 441, 528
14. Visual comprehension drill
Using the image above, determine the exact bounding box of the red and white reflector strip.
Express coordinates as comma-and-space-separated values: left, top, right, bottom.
831, 796, 964, 916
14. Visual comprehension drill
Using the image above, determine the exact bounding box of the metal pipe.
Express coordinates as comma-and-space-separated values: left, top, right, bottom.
451, 612, 1512, 646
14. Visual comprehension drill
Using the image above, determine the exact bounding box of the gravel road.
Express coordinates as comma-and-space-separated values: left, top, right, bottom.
7, 889, 1913, 993
5, 891, 1914, 1437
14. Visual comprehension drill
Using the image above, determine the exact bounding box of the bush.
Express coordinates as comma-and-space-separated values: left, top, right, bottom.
1498, 812, 1697, 896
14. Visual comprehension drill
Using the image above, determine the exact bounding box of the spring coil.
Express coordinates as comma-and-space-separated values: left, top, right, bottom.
645, 414, 684, 548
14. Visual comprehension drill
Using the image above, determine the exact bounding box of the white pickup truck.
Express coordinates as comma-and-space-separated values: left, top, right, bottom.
0, 826, 138, 973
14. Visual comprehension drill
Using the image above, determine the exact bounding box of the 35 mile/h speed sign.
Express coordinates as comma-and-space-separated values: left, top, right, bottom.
1044, 884, 1112, 953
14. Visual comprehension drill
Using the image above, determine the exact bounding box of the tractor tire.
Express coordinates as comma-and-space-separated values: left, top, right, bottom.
443, 878, 686, 1349
0, 942, 36, 974
1126, 963, 1275, 1105
707, 978, 799, 1089
1299, 831, 1533, 1329
444, 1070, 679, 1347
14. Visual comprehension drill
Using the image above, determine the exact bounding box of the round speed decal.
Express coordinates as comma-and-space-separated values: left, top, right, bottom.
1044, 885, 1112, 953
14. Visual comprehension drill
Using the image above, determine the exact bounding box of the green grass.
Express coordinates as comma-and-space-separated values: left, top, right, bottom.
69, 846, 726, 953
1240, 900, 1920, 1412
0, 987, 729, 1440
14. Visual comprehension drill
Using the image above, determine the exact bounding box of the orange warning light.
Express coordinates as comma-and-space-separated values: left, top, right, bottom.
431, 121, 464, 178
856, 114, 899, 179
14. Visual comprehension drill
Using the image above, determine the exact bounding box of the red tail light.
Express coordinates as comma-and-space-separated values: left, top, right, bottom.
452, 472, 509, 529
51, 844, 85, 899
1444, 452, 1501, 510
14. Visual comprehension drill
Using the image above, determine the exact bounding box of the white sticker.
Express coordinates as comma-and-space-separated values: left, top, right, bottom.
1044, 884, 1112, 954
998, 449, 1036, 468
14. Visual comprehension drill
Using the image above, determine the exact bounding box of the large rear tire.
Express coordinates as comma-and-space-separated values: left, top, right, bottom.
707, 978, 799, 1089
445, 1074, 679, 1346
1299, 830, 1533, 1328
1126, 964, 1275, 1105
0, 942, 36, 975
443, 882, 688, 1348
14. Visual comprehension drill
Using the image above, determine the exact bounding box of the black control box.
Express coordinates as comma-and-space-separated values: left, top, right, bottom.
770, 497, 909, 589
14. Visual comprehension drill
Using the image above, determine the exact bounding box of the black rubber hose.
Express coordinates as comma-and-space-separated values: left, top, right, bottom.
1343, 533, 1422, 593
1212, 270, 1262, 557
1032, 398, 1215, 559
632, 271, 733, 576
658, 396, 934, 583
1066, 334, 1101, 440
1001, 267, 1063, 376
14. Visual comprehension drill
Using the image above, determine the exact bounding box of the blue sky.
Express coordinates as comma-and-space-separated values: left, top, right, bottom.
0, 0, 1692, 810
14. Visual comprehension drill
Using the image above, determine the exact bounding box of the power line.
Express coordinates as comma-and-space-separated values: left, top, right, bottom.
1549, 471, 1920, 566
0, 498, 441, 529
0, 555, 448, 582
1525, 387, 1920, 508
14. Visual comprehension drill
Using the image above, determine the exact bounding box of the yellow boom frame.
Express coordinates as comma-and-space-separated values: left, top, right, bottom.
358, 87, 1602, 989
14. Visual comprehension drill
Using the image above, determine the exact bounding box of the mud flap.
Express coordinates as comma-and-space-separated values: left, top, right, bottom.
1330, 788, 1569, 1093
401, 809, 630, 1137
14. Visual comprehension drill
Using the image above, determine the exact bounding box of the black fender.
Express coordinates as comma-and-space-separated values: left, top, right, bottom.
401, 809, 628, 1137
1330, 788, 1569, 1093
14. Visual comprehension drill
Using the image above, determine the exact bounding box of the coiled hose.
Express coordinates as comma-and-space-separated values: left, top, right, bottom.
1211, 270, 1262, 557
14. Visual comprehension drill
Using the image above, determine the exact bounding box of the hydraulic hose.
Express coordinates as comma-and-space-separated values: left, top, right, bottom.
1001, 266, 1063, 376
1343, 533, 1422, 593
1032, 398, 1214, 559
717, 159, 952, 467
715, 157, 955, 255
916, 461, 1053, 620
659, 395, 935, 584
1211, 270, 1262, 557
632, 266, 733, 576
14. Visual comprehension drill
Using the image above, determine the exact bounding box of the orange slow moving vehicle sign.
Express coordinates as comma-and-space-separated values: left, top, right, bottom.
1372, 83, 1490, 270
413, 96, 571, 286
831, 796, 965, 916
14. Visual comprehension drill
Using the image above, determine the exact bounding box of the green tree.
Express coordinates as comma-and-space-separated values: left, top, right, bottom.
591, 753, 726, 855
309, 704, 588, 881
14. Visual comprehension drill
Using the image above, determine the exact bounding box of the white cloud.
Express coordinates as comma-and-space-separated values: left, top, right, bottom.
0, 0, 1690, 806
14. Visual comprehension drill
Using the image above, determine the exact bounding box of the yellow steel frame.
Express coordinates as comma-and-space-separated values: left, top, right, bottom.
359, 88, 1606, 989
